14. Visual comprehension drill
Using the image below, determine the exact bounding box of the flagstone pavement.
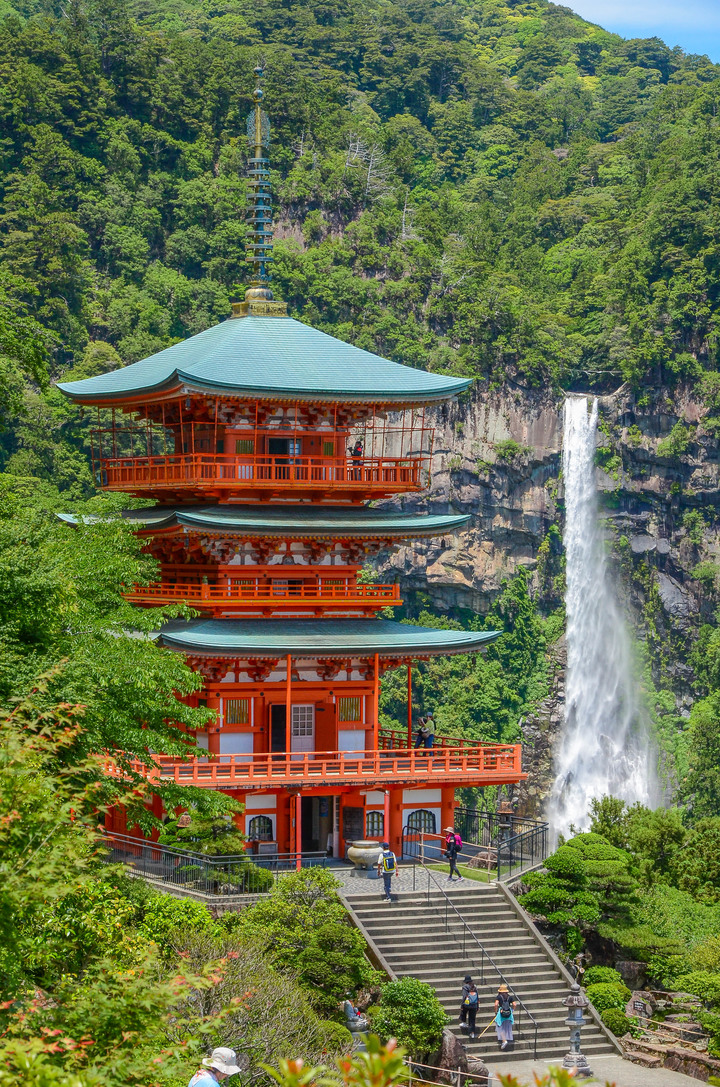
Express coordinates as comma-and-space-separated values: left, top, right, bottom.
484, 1054, 700, 1087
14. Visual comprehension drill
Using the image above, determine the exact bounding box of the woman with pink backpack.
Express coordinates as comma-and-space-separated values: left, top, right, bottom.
444, 826, 463, 882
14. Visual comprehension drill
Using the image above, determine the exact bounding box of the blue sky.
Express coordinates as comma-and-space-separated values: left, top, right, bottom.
567, 1, 720, 63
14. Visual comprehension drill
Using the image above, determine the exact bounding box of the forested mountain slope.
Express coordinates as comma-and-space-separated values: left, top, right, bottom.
2, 0, 720, 485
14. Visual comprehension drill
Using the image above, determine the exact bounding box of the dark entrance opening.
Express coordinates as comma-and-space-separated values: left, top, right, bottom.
270, 705, 286, 755
301, 796, 331, 854
268, 438, 290, 456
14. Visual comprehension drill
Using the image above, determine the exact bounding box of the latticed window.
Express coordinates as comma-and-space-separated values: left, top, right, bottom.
407, 809, 436, 833
323, 441, 334, 456
248, 815, 273, 840
224, 698, 249, 725
291, 705, 314, 736
235, 439, 255, 454
338, 697, 361, 722
366, 811, 384, 837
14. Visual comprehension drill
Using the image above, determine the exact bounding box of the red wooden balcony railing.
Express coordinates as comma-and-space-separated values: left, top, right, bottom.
124, 579, 401, 613
104, 743, 525, 790
97, 453, 427, 496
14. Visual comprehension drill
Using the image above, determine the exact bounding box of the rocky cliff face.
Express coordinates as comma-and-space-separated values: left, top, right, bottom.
376, 382, 720, 813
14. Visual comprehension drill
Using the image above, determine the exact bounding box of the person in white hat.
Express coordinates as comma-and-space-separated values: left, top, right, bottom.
189, 1047, 242, 1085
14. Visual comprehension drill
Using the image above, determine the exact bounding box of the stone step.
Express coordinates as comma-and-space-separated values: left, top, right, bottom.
360, 917, 528, 934
348, 883, 617, 1062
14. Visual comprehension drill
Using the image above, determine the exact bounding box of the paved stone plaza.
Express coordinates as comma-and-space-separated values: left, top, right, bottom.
485, 1055, 699, 1086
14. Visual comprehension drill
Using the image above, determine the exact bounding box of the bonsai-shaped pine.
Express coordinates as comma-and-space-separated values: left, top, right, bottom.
158, 807, 272, 893
159, 809, 246, 856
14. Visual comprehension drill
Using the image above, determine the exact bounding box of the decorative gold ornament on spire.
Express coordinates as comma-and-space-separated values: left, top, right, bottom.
233, 64, 287, 318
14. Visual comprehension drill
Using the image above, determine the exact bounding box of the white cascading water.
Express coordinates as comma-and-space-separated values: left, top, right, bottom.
547, 396, 654, 841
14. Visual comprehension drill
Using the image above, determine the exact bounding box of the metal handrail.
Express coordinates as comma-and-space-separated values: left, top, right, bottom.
100, 831, 329, 894
413, 853, 539, 1058
496, 823, 549, 882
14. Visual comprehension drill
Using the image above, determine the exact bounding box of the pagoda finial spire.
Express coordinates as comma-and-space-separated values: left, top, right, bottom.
234, 65, 287, 317
246, 65, 273, 300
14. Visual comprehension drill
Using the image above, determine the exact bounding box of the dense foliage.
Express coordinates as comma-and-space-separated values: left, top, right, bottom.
519, 798, 720, 1048
1, 0, 720, 486
380, 567, 560, 746
1, 702, 363, 1085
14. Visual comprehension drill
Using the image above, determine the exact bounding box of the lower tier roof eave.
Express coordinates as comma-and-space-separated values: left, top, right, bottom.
156, 618, 501, 658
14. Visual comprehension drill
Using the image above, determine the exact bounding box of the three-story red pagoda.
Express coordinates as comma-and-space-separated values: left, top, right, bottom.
59, 70, 524, 857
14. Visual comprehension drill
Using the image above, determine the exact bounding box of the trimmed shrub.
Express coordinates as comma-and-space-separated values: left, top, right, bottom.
372, 977, 447, 1057
676, 971, 720, 1006
319, 1020, 354, 1052
586, 982, 631, 1012
584, 966, 625, 987
601, 1008, 633, 1036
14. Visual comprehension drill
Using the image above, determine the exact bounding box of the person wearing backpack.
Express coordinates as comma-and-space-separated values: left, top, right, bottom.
376, 841, 397, 902
459, 975, 473, 1025
463, 982, 479, 1038
444, 826, 463, 882
494, 984, 517, 1050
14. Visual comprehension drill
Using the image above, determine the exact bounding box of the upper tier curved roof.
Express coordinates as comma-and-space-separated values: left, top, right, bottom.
57, 315, 471, 405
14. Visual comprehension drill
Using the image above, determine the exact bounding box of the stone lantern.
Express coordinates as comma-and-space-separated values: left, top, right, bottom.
561, 982, 592, 1078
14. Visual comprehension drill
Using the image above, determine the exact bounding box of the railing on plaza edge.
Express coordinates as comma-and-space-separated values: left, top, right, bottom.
96, 453, 427, 492
455, 806, 550, 881
100, 831, 328, 896
104, 743, 523, 789
401, 817, 549, 882
123, 579, 401, 608
410, 856, 539, 1059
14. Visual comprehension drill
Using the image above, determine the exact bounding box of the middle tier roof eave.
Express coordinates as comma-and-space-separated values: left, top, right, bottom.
115, 504, 470, 540
157, 618, 500, 659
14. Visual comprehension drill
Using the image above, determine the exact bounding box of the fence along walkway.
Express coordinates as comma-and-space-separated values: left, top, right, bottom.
402, 811, 549, 883
102, 831, 328, 896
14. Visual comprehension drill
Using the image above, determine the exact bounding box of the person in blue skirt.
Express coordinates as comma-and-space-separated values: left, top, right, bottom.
494, 984, 517, 1050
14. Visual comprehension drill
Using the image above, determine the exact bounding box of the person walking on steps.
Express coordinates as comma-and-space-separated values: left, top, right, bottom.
377, 841, 397, 902
464, 982, 479, 1039
459, 975, 473, 1026
444, 826, 463, 882
494, 984, 517, 1050
189, 1047, 242, 1085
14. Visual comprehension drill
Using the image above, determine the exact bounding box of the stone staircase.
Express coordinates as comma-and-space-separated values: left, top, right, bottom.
345, 883, 617, 1065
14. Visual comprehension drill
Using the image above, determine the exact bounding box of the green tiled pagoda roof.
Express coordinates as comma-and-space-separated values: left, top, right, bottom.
99, 504, 469, 538
158, 618, 500, 658
57, 316, 471, 405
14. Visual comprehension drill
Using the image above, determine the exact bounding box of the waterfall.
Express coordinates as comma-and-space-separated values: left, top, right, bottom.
547, 396, 653, 841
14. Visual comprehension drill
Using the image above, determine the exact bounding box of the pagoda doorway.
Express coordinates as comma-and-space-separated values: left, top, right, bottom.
300, 796, 332, 855
270, 705, 285, 755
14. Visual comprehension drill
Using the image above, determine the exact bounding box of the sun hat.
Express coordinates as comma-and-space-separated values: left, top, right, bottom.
202, 1048, 242, 1076
498, 984, 509, 993
445, 826, 454, 833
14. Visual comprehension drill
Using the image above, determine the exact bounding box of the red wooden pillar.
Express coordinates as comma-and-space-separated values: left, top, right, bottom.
285, 654, 292, 755
388, 788, 403, 856
295, 793, 302, 870
407, 661, 412, 747
373, 652, 380, 750
441, 787, 456, 836
207, 694, 220, 756
383, 790, 390, 844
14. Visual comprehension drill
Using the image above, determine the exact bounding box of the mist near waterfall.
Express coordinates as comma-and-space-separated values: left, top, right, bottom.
547, 396, 654, 841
